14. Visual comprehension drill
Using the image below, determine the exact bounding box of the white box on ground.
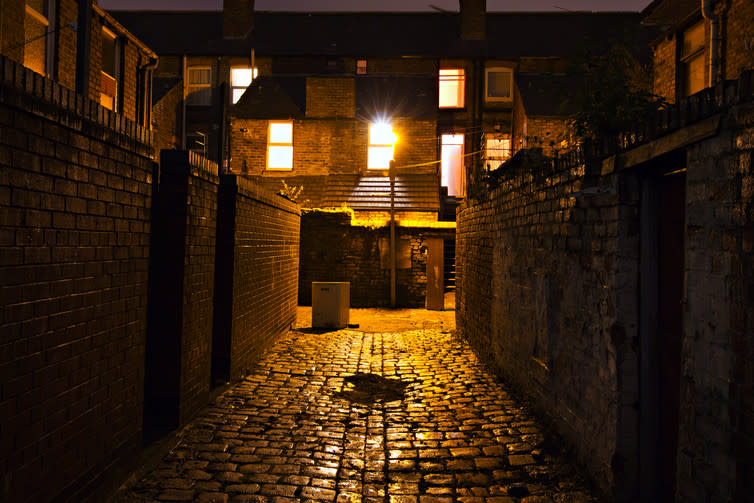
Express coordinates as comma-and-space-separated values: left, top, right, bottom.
312, 282, 350, 329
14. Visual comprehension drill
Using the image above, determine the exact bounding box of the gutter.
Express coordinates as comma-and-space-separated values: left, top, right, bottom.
701, 0, 719, 86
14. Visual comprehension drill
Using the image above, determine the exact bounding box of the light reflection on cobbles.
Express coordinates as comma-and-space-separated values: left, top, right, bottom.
118, 328, 598, 502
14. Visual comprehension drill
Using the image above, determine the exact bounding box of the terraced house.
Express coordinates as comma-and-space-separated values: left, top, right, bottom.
113, 0, 652, 222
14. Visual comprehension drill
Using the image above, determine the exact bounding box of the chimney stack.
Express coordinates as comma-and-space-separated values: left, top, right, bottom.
223, 0, 255, 39
459, 0, 486, 40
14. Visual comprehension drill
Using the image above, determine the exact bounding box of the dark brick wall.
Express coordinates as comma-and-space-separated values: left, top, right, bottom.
214, 176, 300, 382
0, 56, 153, 503
146, 150, 219, 431
456, 161, 641, 498
299, 209, 454, 308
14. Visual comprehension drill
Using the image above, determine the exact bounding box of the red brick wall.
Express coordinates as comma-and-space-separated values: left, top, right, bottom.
0, 56, 154, 503
152, 80, 182, 154
0, 0, 25, 65
55, 0, 79, 90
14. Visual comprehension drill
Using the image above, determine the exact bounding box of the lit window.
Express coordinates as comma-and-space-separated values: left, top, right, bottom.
439, 69, 465, 108
486, 67, 513, 102
267, 121, 293, 170
357, 59, 367, 75
230, 66, 258, 104
485, 135, 511, 171
368, 123, 397, 170
100, 27, 119, 111
24, 0, 53, 76
681, 21, 706, 97
187, 67, 212, 106
441, 134, 464, 197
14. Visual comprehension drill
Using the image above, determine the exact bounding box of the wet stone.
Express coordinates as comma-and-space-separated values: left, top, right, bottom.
113, 317, 597, 502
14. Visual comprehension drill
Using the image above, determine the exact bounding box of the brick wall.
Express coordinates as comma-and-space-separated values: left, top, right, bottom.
653, 36, 677, 103
214, 176, 300, 382
299, 209, 454, 307
305, 77, 355, 118
456, 161, 640, 498
230, 117, 437, 176
146, 151, 219, 432
0, 55, 154, 503
674, 113, 754, 502
723, 0, 754, 81
152, 80, 182, 154
525, 117, 571, 156
56, 0, 79, 90
457, 94, 754, 500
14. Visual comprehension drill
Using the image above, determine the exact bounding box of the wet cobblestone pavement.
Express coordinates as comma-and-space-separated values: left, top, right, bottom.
115, 308, 598, 502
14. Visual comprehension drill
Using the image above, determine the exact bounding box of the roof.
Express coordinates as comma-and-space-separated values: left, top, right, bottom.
232, 74, 438, 119
232, 76, 307, 118
111, 10, 651, 60
642, 0, 699, 27
252, 174, 440, 212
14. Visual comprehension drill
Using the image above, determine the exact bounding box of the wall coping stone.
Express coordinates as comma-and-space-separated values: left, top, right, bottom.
222, 174, 300, 215
0, 54, 153, 150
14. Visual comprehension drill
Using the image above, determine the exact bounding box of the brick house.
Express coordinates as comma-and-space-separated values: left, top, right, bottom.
643, 0, 754, 103
0, 0, 157, 127
113, 1, 651, 221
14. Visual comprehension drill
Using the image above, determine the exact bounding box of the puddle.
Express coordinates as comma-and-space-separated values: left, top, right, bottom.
333, 372, 407, 404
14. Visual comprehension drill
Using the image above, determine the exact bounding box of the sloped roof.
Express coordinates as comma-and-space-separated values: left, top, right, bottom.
641, 0, 699, 27
253, 174, 440, 212
111, 10, 651, 60
232, 76, 306, 118
356, 76, 437, 119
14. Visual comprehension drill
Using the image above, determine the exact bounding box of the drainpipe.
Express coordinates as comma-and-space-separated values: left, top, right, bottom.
181, 54, 187, 149
701, 0, 719, 86
137, 57, 158, 129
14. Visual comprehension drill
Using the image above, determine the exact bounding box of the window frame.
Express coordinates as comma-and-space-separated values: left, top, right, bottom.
438, 68, 465, 109
186, 66, 213, 106
357, 59, 367, 75
266, 120, 294, 171
230, 66, 258, 104
24, 0, 55, 76
367, 123, 397, 171
485, 67, 514, 103
100, 26, 121, 112
679, 20, 706, 98
484, 134, 512, 171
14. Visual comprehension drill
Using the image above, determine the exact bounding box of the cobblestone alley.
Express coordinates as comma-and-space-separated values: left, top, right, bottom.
114, 307, 597, 503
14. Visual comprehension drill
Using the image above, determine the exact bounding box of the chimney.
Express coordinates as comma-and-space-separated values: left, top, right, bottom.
223, 0, 255, 39
459, 0, 486, 40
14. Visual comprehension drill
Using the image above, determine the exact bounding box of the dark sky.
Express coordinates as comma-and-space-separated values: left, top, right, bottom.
99, 0, 652, 12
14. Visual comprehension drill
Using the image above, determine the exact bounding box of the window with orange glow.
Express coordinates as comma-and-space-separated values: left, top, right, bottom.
100, 27, 119, 112
368, 123, 397, 170
230, 66, 258, 104
681, 21, 706, 97
439, 69, 465, 108
24, 0, 53, 76
267, 121, 293, 170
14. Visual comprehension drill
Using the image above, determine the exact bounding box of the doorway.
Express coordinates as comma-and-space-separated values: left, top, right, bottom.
441, 134, 464, 197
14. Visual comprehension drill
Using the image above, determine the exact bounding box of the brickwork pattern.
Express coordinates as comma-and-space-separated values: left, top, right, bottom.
113, 319, 599, 503
152, 80, 182, 154
305, 77, 356, 119
0, 56, 154, 503
723, 0, 754, 81
653, 37, 677, 104
674, 119, 754, 502
215, 175, 301, 382
299, 210, 454, 308
456, 163, 641, 497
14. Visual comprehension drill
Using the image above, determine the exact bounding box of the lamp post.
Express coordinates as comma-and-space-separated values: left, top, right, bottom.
389, 159, 396, 308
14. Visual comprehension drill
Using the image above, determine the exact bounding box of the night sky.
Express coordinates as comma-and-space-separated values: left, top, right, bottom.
98, 0, 652, 12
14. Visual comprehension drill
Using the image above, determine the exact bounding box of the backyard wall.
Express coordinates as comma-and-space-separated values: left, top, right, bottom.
0, 57, 154, 503
456, 159, 640, 498
299, 209, 454, 308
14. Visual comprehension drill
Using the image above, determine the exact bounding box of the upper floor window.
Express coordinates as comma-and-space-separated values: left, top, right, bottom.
187, 66, 212, 106
24, 0, 54, 76
100, 27, 120, 112
485, 67, 513, 102
439, 69, 465, 108
267, 121, 293, 170
681, 21, 706, 97
368, 123, 397, 170
357, 59, 367, 75
230, 66, 258, 104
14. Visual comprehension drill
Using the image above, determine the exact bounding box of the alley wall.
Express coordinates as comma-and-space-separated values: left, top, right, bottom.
0, 55, 302, 503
